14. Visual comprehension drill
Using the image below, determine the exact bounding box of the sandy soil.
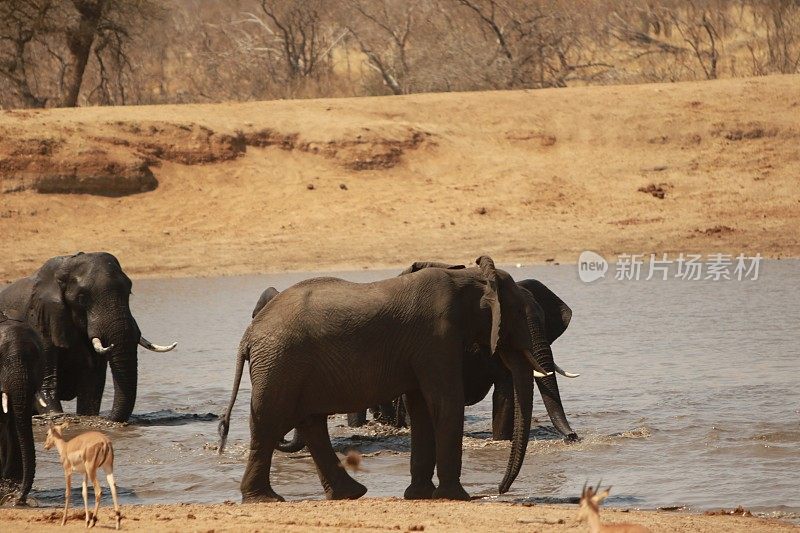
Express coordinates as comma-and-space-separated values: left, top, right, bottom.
0, 499, 796, 532
1, 74, 799, 281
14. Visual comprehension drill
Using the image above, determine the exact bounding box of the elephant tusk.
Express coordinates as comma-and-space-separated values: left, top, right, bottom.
554, 363, 580, 378
1, 392, 7, 413
38, 396, 47, 408
139, 337, 177, 352
92, 337, 113, 354
523, 350, 553, 377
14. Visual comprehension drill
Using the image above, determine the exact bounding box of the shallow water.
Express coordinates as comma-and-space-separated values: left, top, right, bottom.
18, 260, 800, 520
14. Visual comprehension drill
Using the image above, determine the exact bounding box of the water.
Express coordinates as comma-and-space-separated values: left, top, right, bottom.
18, 261, 800, 520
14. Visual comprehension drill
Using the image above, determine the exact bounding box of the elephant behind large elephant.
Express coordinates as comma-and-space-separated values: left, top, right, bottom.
0, 311, 43, 504
0, 252, 177, 422
220, 256, 554, 503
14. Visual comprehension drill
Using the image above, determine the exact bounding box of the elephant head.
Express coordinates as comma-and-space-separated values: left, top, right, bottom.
0, 312, 43, 504
401, 261, 578, 442
517, 279, 579, 441
27, 252, 176, 422
470, 256, 555, 494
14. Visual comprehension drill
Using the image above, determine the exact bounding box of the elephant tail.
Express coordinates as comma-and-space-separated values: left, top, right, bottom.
218, 340, 248, 455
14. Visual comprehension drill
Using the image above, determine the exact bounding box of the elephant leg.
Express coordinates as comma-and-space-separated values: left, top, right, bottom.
347, 411, 367, 427
491, 374, 515, 441
76, 359, 107, 416
416, 364, 469, 501
240, 402, 286, 503
403, 389, 435, 499
299, 415, 367, 500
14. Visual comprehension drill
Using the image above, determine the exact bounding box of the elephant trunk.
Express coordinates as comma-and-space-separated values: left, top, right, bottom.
498, 350, 534, 494
536, 374, 578, 441
88, 307, 140, 422
108, 349, 137, 422
10, 379, 35, 503
526, 306, 578, 441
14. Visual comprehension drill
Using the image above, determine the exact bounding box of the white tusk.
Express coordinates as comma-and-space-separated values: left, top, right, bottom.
523, 350, 553, 377
139, 337, 177, 352
2, 392, 7, 413
554, 363, 580, 378
92, 337, 113, 354
38, 397, 47, 408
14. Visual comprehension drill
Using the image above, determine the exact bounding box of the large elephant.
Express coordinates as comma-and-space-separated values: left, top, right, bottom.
0, 311, 43, 504
271, 264, 579, 447
219, 256, 554, 502
0, 252, 177, 422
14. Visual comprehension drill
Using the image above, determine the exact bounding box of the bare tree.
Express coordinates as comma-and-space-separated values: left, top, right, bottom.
345, 0, 418, 95
0, 0, 59, 107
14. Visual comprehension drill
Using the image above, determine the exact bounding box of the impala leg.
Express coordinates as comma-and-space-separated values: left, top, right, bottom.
90, 469, 102, 528
106, 471, 121, 530
81, 476, 90, 527
62, 473, 72, 526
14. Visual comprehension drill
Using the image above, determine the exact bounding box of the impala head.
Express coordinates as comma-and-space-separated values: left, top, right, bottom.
44, 422, 69, 450
577, 480, 611, 523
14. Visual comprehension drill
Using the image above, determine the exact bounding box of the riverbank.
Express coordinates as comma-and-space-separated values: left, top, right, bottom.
1, 75, 799, 281
0, 499, 796, 532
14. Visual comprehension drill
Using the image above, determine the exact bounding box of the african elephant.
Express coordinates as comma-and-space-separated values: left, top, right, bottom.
219, 256, 553, 502
302, 264, 580, 443
0, 311, 43, 504
0, 252, 177, 422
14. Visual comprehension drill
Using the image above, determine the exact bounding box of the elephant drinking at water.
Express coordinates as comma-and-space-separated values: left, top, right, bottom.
219, 256, 554, 502
0, 252, 177, 422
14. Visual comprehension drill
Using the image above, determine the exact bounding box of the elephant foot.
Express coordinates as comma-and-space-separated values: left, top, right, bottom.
432, 482, 470, 501
564, 433, 580, 443
403, 480, 436, 500
326, 478, 367, 500
347, 411, 367, 427
241, 489, 285, 503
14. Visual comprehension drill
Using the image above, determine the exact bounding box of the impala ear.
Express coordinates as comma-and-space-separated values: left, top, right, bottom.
592, 487, 611, 505
476, 256, 502, 355
400, 261, 466, 275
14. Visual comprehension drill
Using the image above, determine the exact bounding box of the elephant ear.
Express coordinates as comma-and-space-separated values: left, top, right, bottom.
400, 261, 466, 275
28, 257, 71, 349
516, 279, 572, 344
252, 287, 279, 318
476, 256, 502, 356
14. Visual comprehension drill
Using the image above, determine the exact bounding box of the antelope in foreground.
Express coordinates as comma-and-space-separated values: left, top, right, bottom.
44, 422, 121, 529
577, 482, 651, 533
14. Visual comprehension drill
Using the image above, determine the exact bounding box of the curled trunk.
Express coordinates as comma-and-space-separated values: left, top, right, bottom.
277, 430, 304, 453
526, 305, 578, 441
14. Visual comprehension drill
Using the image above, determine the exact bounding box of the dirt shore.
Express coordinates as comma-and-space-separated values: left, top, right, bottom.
1, 75, 799, 281
0, 499, 796, 532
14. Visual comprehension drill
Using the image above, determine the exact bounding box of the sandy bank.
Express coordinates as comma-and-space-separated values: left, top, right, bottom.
1, 75, 798, 281
0, 499, 796, 532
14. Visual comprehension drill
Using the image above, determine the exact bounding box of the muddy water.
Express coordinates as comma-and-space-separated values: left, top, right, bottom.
23, 261, 799, 520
